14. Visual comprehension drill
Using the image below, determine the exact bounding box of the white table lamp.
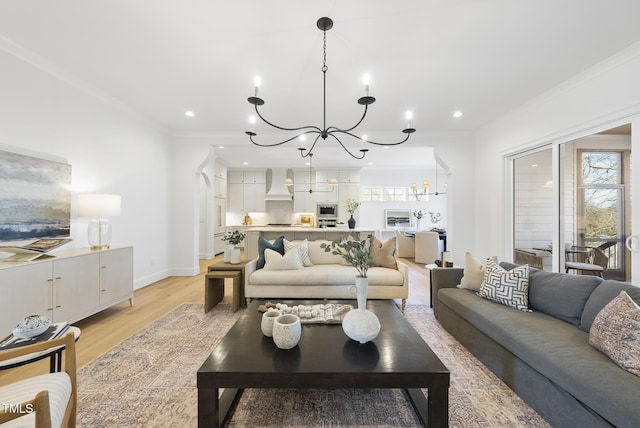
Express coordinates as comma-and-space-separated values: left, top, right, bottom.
78, 193, 121, 250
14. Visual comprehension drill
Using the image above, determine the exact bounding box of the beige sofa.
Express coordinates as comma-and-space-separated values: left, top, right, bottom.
245, 239, 409, 310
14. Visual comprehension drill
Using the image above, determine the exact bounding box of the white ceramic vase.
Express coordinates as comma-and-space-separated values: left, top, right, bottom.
230, 247, 241, 264
342, 276, 381, 344
272, 314, 302, 349
261, 310, 281, 337
223, 244, 234, 263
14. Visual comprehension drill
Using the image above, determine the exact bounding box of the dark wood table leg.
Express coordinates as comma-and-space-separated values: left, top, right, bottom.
406, 387, 448, 428
198, 386, 243, 428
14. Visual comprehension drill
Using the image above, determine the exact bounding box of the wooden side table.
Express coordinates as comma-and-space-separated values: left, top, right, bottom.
206, 260, 250, 312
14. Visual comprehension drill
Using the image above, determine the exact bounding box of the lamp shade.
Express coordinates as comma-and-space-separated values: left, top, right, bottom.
78, 194, 121, 217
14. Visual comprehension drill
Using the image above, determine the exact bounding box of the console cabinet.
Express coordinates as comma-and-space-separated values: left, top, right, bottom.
0, 246, 133, 334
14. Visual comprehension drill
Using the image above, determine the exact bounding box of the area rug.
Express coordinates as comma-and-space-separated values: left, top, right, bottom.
76, 303, 550, 427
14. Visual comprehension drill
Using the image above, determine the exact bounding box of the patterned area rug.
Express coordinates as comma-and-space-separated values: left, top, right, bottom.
77, 303, 550, 427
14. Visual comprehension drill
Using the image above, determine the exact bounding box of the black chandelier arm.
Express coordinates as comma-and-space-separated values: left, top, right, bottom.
327, 133, 368, 160
325, 103, 370, 135
248, 130, 320, 147
334, 129, 413, 146
253, 104, 322, 134
298, 134, 323, 158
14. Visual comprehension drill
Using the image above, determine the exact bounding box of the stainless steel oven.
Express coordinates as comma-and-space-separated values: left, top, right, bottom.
317, 203, 338, 227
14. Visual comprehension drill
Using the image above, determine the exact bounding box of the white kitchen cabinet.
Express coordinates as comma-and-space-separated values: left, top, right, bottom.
293, 185, 316, 212
0, 247, 133, 334
214, 161, 227, 180
214, 197, 226, 234
339, 169, 360, 183
227, 170, 266, 212
243, 182, 266, 212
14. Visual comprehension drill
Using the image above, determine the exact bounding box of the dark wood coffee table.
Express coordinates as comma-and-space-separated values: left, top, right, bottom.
197, 300, 450, 427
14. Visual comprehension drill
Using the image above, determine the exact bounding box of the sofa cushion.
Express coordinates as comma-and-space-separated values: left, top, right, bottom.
590, 291, 640, 377
257, 235, 285, 269
307, 240, 345, 265
284, 239, 313, 267
528, 269, 602, 326
580, 280, 640, 332
457, 251, 498, 291
250, 264, 404, 286
263, 248, 303, 271
478, 260, 530, 311
371, 237, 397, 269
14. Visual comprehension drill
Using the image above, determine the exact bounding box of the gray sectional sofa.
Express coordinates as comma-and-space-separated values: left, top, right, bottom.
432, 264, 640, 428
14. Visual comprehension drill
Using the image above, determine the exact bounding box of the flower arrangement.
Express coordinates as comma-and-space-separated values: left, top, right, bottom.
222, 230, 245, 246
320, 233, 374, 278
347, 199, 361, 215
413, 210, 424, 220
428, 211, 442, 223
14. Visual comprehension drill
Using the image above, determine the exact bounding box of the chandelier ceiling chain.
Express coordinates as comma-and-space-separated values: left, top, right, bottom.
245, 17, 416, 160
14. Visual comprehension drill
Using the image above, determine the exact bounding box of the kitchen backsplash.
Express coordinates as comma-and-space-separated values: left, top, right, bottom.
226, 200, 296, 226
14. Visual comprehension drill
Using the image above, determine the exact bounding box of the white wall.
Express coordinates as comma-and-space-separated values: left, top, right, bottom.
0, 44, 172, 289
475, 42, 640, 282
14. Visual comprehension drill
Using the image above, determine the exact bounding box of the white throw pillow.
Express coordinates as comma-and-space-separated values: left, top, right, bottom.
457, 252, 498, 291
263, 248, 303, 271
284, 239, 313, 267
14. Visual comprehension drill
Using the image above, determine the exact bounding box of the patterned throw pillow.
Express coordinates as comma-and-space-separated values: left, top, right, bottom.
478, 259, 531, 312
589, 291, 640, 377
284, 239, 313, 267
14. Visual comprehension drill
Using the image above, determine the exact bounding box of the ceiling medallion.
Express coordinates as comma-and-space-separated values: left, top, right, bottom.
245, 17, 416, 160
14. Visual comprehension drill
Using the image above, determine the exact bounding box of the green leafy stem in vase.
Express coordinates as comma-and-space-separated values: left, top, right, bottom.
222, 230, 246, 246
320, 233, 374, 278
347, 199, 360, 215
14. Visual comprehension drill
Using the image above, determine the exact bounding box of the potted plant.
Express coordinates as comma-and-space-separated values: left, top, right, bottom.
321, 232, 374, 300
321, 233, 380, 343
346, 199, 361, 229
222, 230, 246, 263
413, 210, 424, 230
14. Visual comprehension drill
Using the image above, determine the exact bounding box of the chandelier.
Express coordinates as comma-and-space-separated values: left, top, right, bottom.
245, 17, 416, 160
410, 166, 448, 200
284, 153, 337, 193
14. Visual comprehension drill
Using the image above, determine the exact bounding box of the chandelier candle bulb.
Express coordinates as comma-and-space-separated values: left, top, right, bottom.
253, 76, 261, 97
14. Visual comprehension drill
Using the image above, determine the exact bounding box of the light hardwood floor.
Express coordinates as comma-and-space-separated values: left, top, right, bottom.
0, 254, 431, 385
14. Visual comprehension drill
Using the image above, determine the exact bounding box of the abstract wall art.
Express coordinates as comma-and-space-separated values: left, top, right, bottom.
0, 149, 71, 242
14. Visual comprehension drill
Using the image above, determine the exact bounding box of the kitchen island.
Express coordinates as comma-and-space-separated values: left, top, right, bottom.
245, 227, 376, 260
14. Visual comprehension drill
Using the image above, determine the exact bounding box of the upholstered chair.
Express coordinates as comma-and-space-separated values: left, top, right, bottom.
394, 230, 415, 258
0, 333, 77, 427
414, 231, 442, 264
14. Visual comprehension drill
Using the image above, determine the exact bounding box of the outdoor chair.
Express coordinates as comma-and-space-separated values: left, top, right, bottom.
565, 245, 609, 278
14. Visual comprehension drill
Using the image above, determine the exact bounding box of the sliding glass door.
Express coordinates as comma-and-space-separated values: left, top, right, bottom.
511, 126, 632, 280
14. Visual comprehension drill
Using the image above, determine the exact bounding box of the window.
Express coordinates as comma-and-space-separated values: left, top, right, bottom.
361, 187, 382, 202
384, 187, 405, 202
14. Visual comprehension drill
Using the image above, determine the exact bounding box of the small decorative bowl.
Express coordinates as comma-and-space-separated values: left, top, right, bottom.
12, 315, 51, 339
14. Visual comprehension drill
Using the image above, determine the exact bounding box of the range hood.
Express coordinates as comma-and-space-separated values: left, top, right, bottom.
265, 168, 294, 201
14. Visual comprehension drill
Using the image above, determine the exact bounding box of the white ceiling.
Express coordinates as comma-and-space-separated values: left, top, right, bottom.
2, 0, 640, 169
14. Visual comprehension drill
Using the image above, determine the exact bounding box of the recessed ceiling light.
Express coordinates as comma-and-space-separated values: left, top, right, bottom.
218, 146, 224, 149
243, 162, 248, 165
368, 162, 373, 166
185, 111, 195, 117
452, 110, 463, 118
